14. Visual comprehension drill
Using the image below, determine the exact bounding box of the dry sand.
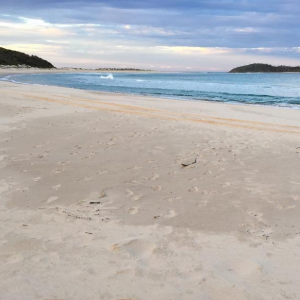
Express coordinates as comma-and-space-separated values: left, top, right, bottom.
1, 77, 300, 300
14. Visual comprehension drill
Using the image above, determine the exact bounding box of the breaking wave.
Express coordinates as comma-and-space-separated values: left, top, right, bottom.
100, 74, 114, 80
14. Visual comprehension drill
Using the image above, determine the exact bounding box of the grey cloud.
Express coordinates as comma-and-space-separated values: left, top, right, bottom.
1, 0, 300, 48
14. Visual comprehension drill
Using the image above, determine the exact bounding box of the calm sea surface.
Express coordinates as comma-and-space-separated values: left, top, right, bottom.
2, 72, 300, 108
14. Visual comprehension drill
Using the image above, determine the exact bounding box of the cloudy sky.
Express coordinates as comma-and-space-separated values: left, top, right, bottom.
1, 0, 300, 71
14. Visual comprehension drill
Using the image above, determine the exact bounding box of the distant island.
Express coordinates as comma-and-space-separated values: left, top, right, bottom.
229, 63, 300, 73
0, 47, 55, 69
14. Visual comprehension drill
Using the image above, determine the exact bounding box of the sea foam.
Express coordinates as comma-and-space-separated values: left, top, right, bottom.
100, 74, 114, 80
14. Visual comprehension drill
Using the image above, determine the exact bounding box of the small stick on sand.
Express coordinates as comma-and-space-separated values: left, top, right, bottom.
182, 158, 197, 168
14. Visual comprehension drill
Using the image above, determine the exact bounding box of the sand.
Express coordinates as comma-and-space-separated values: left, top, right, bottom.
1, 77, 300, 300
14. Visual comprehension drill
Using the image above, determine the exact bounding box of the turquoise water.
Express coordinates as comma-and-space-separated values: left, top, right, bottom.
2, 72, 300, 108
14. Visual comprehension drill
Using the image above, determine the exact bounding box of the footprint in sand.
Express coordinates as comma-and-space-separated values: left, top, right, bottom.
127, 207, 139, 215
84, 177, 93, 181
163, 210, 178, 219
129, 166, 142, 170
152, 186, 162, 191
15, 187, 29, 192
164, 197, 181, 202
276, 204, 296, 210
52, 184, 61, 191
168, 171, 178, 175
126, 189, 134, 196
33, 144, 44, 149
124, 180, 140, 185
111, 238, 157, 259
125, 189, 143, 201
47, 196, 58, 204
149, 174, 160, 181
97, 170, 108, 175
131, 195, 143, 201
291, 195, 300, 201
106, 142, 116, 146
146, 160, 156, 164
6, 254, 24, 264
189, 178, 199, 182
189, 186, 199, 193
32, 177, 41, 182
202, 190, 212, 195
152, 166, 162, 170
77, 177, 93, 182
58, 161, 69, 166
0, 155, 7, 161
197, 200, 208, 208
54, 169, 65, 174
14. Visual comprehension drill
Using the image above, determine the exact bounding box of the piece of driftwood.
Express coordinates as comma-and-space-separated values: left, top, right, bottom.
182, 158, 197, 168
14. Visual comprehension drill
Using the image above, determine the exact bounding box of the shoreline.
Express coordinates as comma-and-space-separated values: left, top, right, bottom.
1, 69, 300, 111
1, 79, 300, 130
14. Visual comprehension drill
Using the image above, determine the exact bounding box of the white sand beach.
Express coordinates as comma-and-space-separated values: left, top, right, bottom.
1, 77, 300, 300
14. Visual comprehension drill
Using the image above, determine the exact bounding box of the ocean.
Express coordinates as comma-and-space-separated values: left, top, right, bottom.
2, 72, 300, 108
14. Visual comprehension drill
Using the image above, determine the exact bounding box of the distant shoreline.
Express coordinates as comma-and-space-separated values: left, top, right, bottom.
0, 67, 158, 75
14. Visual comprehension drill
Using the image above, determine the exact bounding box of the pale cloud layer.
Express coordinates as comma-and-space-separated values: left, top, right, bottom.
0, 0, 300, 71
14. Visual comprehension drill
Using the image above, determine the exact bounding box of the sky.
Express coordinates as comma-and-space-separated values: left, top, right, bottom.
1, 0, 300, 71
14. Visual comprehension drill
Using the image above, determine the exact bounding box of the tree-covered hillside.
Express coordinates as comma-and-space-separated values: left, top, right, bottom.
229, 63, 300, 73
0, 47, 55, 68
